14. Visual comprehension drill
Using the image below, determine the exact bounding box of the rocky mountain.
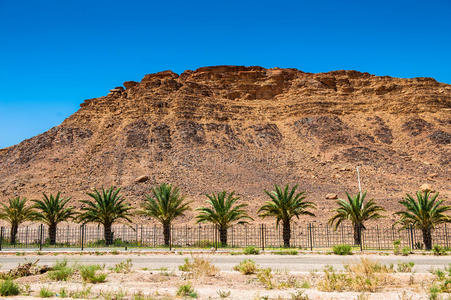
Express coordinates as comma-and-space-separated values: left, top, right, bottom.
1, 65, 450, 224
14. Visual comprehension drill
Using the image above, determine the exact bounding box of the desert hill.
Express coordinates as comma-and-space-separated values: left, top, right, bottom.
1, 65, 450, 225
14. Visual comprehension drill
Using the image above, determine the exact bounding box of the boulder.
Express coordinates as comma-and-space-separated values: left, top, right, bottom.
123, 81, 138, 89
135, 175, 150, 183
420, 183, 434, 193
325, 193, 338, 200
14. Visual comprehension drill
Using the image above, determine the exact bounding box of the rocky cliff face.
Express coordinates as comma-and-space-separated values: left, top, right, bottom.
1, 66, 450, 224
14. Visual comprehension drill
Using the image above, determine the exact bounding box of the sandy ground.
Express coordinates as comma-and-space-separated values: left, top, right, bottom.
0, 253, 448, 299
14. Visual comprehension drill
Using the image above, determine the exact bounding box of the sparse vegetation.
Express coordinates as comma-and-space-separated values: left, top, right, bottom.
272, 249, 298, 255
110, 258, 133, 273
58, 287, 68, 298
39, 287, 55, 298
257, 268, 274, 289
318, 258, 393, 292
176, 283, 198, 298
397, 262, 415, 273
0, 279, 20, 296
430, 263, 451, 294
217, 289, 231, 298
79, 264, 107, 283
233, 259, 258, 274
432, 244, 447, 256
332, 244, 352, 255
402, 246, 411, 256
243, 246, 260, 255
48, 259, 74, 281
178, 256, 218, 278
69, 285, 92, 298
290, 290, 309, 300
393, 239, 401, 255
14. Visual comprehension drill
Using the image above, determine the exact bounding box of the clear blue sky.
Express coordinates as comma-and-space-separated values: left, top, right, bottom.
1, 0, 450, 148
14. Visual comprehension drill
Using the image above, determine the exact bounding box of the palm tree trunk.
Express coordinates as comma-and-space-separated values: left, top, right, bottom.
10, 223, 18, 245
163, 223, 171, 246
353, 223, 362, 245
282, 219, 291, 248
422, 228, 432, 250
49, 223, 57, 245
219, 226, 227, 246
104, 223, 113, 245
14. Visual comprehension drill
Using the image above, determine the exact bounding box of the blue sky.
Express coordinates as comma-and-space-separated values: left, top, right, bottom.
1, 0, 450, 148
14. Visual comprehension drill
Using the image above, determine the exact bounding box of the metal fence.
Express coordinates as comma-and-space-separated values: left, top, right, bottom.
0, 223, 449, 250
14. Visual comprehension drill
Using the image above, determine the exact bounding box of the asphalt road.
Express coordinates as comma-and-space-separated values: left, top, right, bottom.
0, 254, 448, 272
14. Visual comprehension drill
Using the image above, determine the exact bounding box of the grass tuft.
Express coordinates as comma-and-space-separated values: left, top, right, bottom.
79, 265, 107, 283
176, 283, 198, 298
233, 259, 258, 275
110, 259, 133, 273
332, 244, 352, 255
39, 287, 54, 298
0, 279, 20, 296
48, 259, 74, 281
243, 246, 260, 255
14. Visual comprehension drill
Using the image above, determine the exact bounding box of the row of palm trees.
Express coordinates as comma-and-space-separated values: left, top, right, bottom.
1, 184, 449, 249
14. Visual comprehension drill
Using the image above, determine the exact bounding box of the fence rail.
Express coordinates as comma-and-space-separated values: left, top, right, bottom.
0, 223, 449, 250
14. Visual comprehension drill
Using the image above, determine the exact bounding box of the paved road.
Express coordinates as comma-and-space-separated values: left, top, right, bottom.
0, 254, 448, 272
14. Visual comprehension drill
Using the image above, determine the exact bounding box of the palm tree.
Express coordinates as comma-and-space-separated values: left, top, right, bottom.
31, 192, 75, 245
258, 184, 316, 247
0, 197, 34, 244
328, 191, 385, 245
395, 191, 450, 250
139, 183, 191, 246
196, 191, 253, 246
77, 187, 133, 245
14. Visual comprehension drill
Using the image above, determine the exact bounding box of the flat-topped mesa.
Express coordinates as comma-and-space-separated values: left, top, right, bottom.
78, 65, 451, 110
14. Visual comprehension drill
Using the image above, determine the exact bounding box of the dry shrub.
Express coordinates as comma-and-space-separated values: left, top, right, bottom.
233, 259, 258, 275
318, 258, 394, 292
178, 256, 218, 278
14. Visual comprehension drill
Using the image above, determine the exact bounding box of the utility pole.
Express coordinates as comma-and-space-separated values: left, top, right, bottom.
356, 166, 362, 194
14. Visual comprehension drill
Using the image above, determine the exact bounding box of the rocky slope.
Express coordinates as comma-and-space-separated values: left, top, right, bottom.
1, 66, 450, 224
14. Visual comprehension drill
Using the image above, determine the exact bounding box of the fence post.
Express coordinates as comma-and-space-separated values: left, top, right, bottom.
231, 225, 234, 248
409, 225, 415, 249
215, 225, 218, 250
169, 225, 172, 251
26, 226, 29, 247
198, 224, 201, 246
245, 225, 248, 247
80, 224, 84, 251
445, 224, 449, 248
308, 223, 313, 251
340, 225, 344, 244
326, 225, 330, 248
140, 224, 143, 247
262, 224, 265, 251
360, 227, 364, 252
153, 224, 156, 247
376, 225, 380, 250
39, 224, 43, 251
0, 226, 3, 251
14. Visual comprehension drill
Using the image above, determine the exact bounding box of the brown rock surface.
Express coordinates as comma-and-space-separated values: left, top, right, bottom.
0, 65, 450, 224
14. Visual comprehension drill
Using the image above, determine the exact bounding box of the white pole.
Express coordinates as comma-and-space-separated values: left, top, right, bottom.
356, 166, 362, 194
